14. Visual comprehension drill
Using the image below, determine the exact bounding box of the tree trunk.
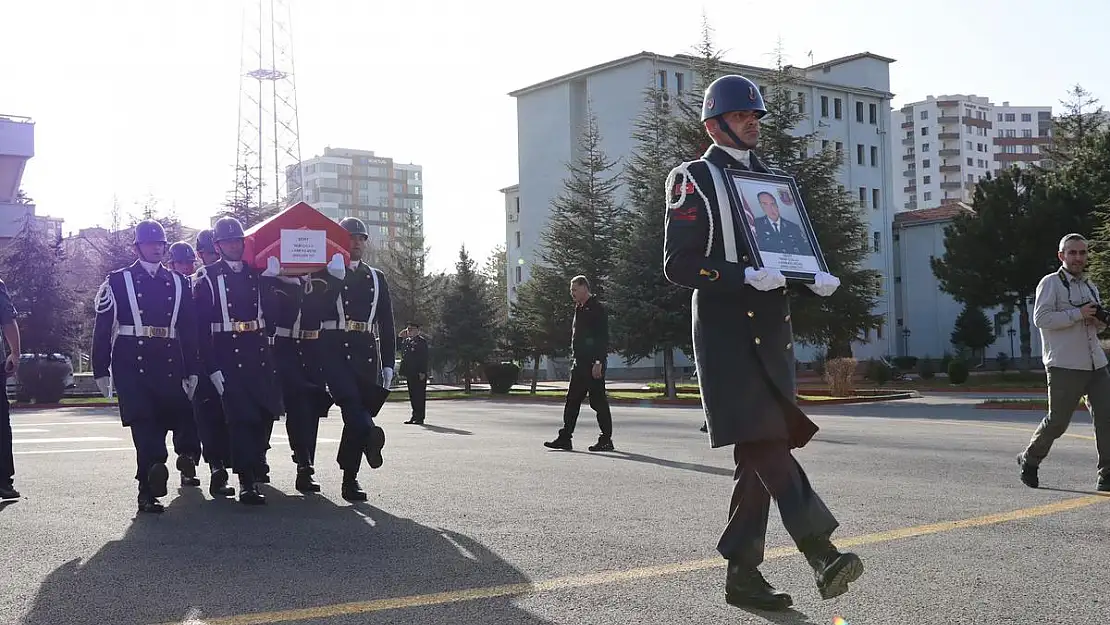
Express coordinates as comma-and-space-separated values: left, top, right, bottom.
662, 347, 676, 399
463, 363, 472, 394
826, 339, 854, 360
530, 352, 541, 395
1018, 296, 1032, 373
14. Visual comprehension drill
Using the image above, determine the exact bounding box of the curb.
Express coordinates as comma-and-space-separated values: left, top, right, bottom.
976, 402, 1086, 412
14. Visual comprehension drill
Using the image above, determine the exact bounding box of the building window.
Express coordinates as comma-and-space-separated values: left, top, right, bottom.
858, 187, 867, 208
835, 141, 843, 155
797, 92, 805, 114
922, 159, 931, 168
870, 146, 878, 166
857, 144, 865, 165
924, 191, 932, 201
1005, 113, 1016, 122
967, 157, 974, 166
657, 70, 667, 90
1022, 129, 1033, 138
1022, 113, 1032, 122
834, 98, 842, 119
675, 72, 684, 93
872, 188, 880, 210
922, 143, 930, 152
923, 175, 931, 184
869, 103, 877, 124
856, 101, 864, 122
921, 126, 929, 136
873, 231, 881, 252
821, 96, 829, 117
822, 139, 829, 150
515, 265, 521, 283
515, 231, 520, 248
920, 110, 928, 120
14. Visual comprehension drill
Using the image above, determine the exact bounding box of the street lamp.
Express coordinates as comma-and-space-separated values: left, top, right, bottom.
902, 328, 911, 356
1008, 327, 1017, 357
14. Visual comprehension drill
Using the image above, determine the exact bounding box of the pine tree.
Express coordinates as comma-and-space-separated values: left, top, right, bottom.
609, 84, 693, 399
1043, 85, 1108, 166
380, 206, 441, 330
218, 162, 278, 229
1054, 130, 1110, 294
482, 244, 508, 323
950, 304, 995, 361
505, 265, 573, 393
756, 49, 882, 357
1, 215, 79, 355
538, 105, 624, 300
437, 245, 497, 393
672, 14, 724, 161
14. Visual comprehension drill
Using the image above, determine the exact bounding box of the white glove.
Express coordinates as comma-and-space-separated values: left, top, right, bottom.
209, 371, 226, 396
807, 271, 840, 297
327, 253, 346, 280
743, 266, 787, 291
262, 256, 281, 277
381, 367, 394, 388
95, 376, 113, 399
182, 375, 198, 400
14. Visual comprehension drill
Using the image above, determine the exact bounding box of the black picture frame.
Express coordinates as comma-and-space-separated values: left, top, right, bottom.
721, 168, 829, 282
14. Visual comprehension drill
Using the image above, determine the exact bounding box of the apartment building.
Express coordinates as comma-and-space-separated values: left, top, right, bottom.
893, 95, 1051, 211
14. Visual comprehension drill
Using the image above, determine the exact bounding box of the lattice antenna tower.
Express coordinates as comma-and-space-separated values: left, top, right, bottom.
234, 0, 304, 212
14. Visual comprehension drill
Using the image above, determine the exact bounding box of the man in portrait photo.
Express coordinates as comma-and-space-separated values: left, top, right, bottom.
752, 190, 809, 256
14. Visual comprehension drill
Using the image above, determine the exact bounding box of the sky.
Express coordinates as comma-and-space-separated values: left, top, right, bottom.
1, 0, 1105, 273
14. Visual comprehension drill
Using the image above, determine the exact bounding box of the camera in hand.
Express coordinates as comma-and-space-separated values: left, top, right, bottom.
1082, 302, 1110, 325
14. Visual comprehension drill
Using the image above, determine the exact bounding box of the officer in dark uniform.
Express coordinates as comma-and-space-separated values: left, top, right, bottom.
192, 217, 281, 505
544, 275, 614, 451
0, 278, 21, 501
165, 241, 204, 488
260, 253, 346, 492
189, 230, 235, 497
661, 75, 859, 610
398, 321, 429, 425
320, 217, 394, 501
91, 220, 200, 513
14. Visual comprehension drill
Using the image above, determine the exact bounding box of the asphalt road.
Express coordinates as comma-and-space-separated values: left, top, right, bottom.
1, 395, 1106, 625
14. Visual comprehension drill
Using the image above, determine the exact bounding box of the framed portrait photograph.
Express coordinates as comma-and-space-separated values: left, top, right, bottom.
722, 168, 829, 282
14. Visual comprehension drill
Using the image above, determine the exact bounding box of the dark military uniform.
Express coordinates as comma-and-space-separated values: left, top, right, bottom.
662, 74, 862, 610
263, 268, 344, 492
320, 260, 395, 498
398, 327, 429, 424
92, 259, 199, 513
0, 279, 18, 500
546, 295, 613, 450
193, 259, 282, 503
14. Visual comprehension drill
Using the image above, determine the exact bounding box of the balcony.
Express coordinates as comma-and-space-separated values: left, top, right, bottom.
939, 165, 961, 173
938, 132, 960, 140
0, 114, 35, 203
938, 115, 960, 124
938, 148, 960, 157
940, 181, 962, 190
962, 116, 993, 129
903, 185, 916, 193
902, 137, 914, 145
936, 99, 960, 108
901, 121, 914, 129
904, 201, 918, 210
902, 169, 915, 177
993, 136, 1049, 146
995, 152, 1041, 162
903, 153, 916, 161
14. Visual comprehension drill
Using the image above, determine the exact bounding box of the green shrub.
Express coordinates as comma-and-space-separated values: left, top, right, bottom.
866, 358, 892, 385
484, 362, 521, 394
947, 360, 969, 385
16, 358, 68, 404
918, 357, 936, 380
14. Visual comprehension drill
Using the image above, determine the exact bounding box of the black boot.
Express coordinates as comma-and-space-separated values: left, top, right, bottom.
363, 426, 386, 470
0, 484, 19, 500
296, 465, 321, 493
342, 470, 367, 502
147, 462, 169, 499
177, 455, 201, 487
255, 463, 271, 484
237, 475, 266, 505
588, 436, 614, 452
1017, 454, 1039, 488
544, 433, 572, 450
724, 562, 792, 610
1097, 473, 1109, 492
209, 467, 235, 498
137, 490, 164, 514
802, 538, 863, 600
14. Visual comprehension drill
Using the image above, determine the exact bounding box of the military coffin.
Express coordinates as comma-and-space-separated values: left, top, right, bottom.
242, 202, 351, 275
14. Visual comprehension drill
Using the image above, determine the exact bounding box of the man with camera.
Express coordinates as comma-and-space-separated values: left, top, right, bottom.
1018, 233, 1110, 492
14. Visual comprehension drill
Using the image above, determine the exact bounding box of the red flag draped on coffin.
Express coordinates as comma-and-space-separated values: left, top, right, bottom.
242, 202, 351, 274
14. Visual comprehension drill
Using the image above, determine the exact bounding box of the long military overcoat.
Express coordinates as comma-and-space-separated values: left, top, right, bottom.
662, 145, 820, 449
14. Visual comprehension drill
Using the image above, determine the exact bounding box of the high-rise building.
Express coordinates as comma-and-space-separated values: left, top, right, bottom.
287, 147, 423, 254
892, 95, 1052, 211
505, 51, 899, 366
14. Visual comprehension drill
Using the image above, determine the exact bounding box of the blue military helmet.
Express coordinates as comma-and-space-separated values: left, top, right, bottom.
340, 216, 369, 238
700, 74, 768, 122
195, 229, 216, 254
213, 216, 245, 242
168, 241, 197, 264
133, 219, 167, 245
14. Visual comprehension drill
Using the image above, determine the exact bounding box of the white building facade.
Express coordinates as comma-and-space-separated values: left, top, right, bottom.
506, 51, 899, 371
892, 95, 1051, 212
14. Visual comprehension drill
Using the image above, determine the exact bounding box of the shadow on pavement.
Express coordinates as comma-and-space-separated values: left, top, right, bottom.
599, 450, 734, 477
19, 487, 555, 625
733, 606, 823, 624
415, 423, 473, 436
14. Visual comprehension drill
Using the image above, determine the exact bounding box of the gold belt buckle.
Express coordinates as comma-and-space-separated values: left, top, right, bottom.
145, 327, 170, 338
347, 321, 368, 332
300, 330, 319, 340
232, 321, 258, 332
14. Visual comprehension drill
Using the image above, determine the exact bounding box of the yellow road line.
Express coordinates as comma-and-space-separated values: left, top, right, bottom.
158, 493, 1109, 625
899, 417, 1097, 442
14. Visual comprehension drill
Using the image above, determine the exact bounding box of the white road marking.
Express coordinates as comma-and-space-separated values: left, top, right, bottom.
10, 428, 49, 433
14, 446, 134, 455
11, 421, 118, 427
13, 437, 120, 444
